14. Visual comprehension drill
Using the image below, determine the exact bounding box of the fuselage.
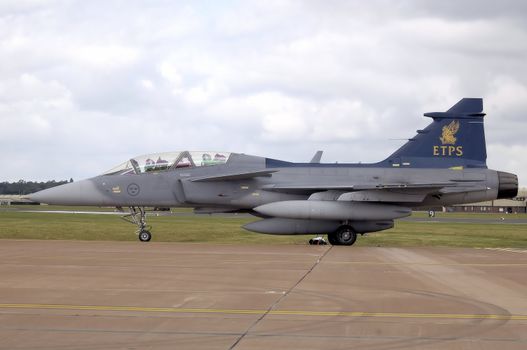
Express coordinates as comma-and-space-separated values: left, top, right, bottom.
28, 152, 513, 210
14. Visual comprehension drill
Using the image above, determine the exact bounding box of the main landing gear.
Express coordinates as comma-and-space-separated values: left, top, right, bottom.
122, 206, 152, 242
327, 225, 357, 246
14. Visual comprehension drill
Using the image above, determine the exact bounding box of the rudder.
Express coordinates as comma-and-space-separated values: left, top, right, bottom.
382, 98, 487, 169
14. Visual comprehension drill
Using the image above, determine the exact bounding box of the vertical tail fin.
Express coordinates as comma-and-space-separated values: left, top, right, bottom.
383, 98, 487, 169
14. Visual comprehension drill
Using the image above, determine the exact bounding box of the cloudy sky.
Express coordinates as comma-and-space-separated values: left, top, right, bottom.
1, 0, 526, 184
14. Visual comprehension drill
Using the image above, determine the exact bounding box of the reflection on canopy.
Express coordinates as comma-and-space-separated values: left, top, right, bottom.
102, 151, 231, 175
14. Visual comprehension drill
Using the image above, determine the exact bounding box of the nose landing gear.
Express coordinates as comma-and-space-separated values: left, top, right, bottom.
122, 206, 152, 242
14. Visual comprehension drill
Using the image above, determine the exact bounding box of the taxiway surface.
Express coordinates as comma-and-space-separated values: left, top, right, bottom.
0, 240, 526, 349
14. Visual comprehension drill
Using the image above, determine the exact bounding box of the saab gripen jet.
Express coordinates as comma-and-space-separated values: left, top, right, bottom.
29, 98, 518, 245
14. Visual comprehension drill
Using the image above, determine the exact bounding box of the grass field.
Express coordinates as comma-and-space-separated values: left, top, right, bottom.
1, 206, 527, 247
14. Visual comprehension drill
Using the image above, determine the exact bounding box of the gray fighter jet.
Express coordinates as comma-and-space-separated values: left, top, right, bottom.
29, 98, 518, 245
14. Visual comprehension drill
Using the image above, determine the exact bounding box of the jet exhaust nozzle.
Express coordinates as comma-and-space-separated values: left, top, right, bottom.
497, 171, 518, 199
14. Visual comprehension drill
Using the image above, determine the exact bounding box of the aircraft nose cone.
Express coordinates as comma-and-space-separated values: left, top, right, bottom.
28, 179, 107, 206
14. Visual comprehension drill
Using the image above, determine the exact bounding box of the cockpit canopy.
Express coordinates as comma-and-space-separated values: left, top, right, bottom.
102, 151, 232, 175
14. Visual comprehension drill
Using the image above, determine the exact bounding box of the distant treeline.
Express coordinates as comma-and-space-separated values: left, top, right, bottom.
0, 179, 73, 195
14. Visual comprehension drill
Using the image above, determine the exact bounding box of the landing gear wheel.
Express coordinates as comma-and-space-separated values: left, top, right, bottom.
122, 206, 153, 243
329, 226, 357, 246
139, 230, 152, 242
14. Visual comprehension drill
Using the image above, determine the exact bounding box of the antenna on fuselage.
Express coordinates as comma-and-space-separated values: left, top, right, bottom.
310, 151, 323, 163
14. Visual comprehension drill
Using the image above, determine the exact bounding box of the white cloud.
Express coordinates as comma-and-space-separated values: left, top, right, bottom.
487, 144, 527, 183
68, 44, 140, 68
140, 79, 154, 90
0, 0, 526, 184
485, 76, 527, 119
184, 79, 229, 105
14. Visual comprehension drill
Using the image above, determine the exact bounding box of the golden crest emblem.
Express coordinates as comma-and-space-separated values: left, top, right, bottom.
440, 120, 460, 145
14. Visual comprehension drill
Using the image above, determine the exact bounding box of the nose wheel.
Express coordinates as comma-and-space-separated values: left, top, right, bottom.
139, 230, 152, 242
122, 206, 153, 242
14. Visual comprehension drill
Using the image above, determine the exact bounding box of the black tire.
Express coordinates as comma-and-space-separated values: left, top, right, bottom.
308, 239, 314, 245
139, 230, 152, 242
332, 226, 357, 246
327, 233, 337, 245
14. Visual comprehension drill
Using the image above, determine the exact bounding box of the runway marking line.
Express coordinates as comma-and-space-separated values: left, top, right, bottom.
1, 303, 526, 321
